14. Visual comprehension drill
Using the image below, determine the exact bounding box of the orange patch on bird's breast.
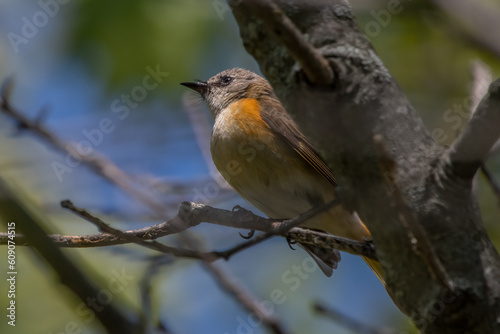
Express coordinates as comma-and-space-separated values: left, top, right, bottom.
227, 98, 269, 137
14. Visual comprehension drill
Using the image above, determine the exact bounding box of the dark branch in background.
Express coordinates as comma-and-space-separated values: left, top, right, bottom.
140, 256, 174, 334
313, 302, 396, 334
245, 0, 334, 85
180, 234, 289, 334
0, 201, 377, 260
445, 78, 500, 180
203, 262, 288, 334
374, 135, 454, 291
430, 0, 500, 58
0, 178, 142, 334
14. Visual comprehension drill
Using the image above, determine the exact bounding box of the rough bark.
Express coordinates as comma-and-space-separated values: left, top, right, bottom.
230, 0, 500, 332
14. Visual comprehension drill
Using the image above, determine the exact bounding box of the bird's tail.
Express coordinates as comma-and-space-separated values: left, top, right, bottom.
364, 255, 407, 314
358, 220, 387, 288
300, 243, 341, 278
362, 256, 386, 287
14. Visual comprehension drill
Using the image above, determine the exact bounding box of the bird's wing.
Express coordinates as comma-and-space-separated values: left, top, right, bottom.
260, 103, 338, 187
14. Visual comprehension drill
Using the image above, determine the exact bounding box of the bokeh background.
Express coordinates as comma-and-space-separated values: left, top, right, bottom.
0, 0, 499, 333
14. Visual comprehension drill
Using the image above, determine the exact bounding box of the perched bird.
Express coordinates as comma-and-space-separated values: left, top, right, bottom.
181, 68, 383, 282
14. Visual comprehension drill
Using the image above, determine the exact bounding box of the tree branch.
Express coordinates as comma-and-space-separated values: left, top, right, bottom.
0, 200, 377, 260
374, 135, 454, 292
244, 0, 334, 85
445, 78, 500, 179
229, 0, 500, 331
314, 302, 394, 334
60, 200, 208, 260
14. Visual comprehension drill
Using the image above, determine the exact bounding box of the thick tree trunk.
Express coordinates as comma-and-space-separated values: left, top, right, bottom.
230, 0, 500, 332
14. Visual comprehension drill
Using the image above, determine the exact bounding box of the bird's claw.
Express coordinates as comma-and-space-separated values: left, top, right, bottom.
286, 236, 298, 250
239, 230, 255, 239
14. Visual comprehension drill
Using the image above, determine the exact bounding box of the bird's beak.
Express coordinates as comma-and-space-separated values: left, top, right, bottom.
180, 81, 209, 94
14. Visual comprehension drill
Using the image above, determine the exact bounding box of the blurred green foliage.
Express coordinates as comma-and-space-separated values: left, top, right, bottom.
70, 0, 226, 88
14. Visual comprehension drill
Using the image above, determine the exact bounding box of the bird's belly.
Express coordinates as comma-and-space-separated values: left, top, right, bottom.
210, 119, 369, 240
227, 161, 367, 240
233, 171, 319, 220
211, 131, 329, 218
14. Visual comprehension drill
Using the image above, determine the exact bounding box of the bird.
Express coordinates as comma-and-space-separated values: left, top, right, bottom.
181, 68, 384, 283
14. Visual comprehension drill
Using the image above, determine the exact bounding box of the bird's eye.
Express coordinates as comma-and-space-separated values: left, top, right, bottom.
220, 75, 233, 85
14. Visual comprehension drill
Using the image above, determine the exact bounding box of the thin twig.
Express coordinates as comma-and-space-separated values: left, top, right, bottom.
205, 264, 288, 334
244, 0, 334, 85
0, 201, 202, 248
314, 302, 394, 334
181, 235, 289, 334
60, 200, 209, 260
